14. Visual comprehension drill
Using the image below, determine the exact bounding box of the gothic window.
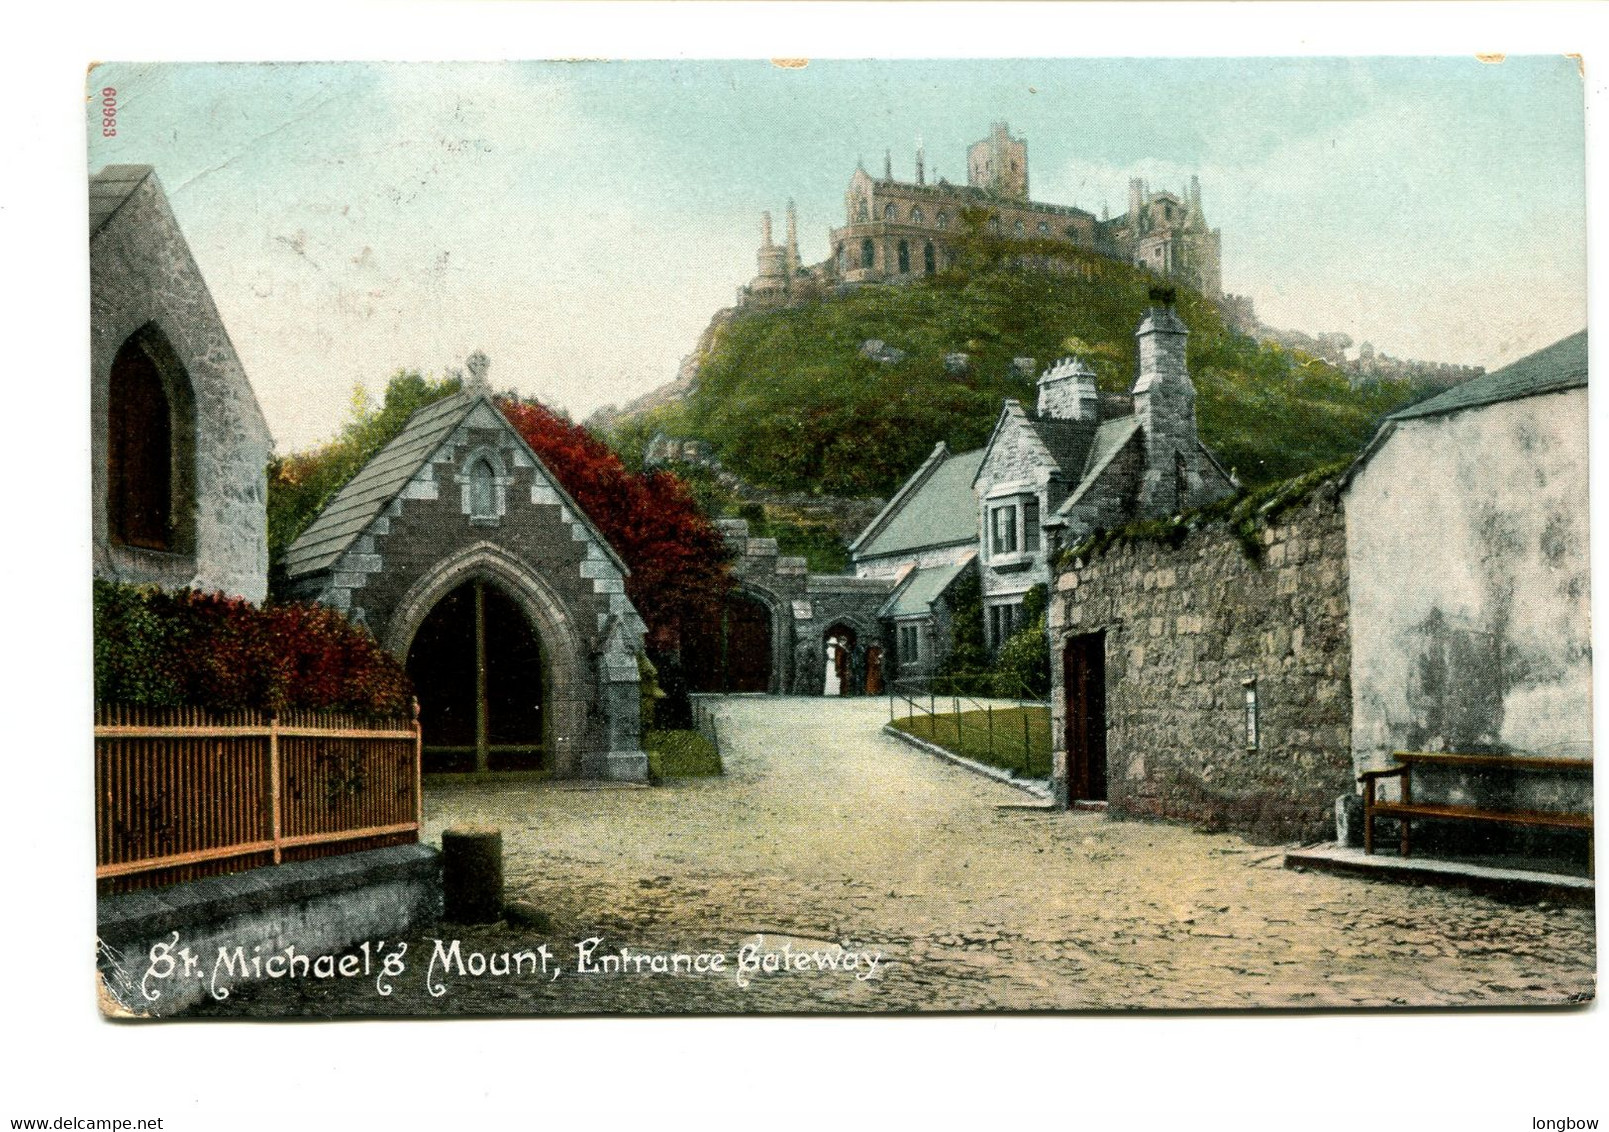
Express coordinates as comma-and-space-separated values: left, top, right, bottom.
883, 202, 897, 223
1013, 220, 1026, 238
836, 242, 846, 272
935, 211, 950, 230
1038, 222, 1050, 237
924, 242, 936, 274
860, 238, 875, 271
898, 240, 910, 274
909, 207, 925, 225
107, 325, 195, 553
855, 197, 869, 222
469, 457, 496, 518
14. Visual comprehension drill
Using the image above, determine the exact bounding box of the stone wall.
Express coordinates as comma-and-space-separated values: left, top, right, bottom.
90, 167, 271, 601
1049, 483, 1352, 842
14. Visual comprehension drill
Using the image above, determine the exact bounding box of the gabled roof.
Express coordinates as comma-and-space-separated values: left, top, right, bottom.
1385, 330, 1587, 423
880, 552, 976, 619
974, 400, 1100, 493
1342, 330, 1589, 490
89, 164, 154, 238
283, 391, 629, 580
1056, 416, 1143, 517
853, 444, 985, 560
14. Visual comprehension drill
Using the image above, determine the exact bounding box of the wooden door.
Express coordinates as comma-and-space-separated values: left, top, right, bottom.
864, 646, 884, 695
1063, 632, 1108, 801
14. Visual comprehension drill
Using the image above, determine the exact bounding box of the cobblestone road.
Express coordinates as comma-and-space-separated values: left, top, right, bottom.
206, 696, 1595, 1016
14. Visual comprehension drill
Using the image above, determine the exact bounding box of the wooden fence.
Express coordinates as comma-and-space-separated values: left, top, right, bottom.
95, 704, 422, 894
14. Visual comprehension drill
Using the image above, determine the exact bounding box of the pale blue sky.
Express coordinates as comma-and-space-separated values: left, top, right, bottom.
88, 57, 1586, 451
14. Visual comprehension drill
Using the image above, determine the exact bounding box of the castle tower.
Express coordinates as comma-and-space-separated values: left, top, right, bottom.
1036, 357, 1100, 422
1128, 179, 1147, 232
966, 121, 1029, 202
756, 210, 785, 280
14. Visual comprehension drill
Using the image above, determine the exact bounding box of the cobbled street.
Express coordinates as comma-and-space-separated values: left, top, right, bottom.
205, 696, 1595, 1016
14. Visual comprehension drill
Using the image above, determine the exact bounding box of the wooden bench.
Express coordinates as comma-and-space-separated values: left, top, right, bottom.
1360, 751, 1593, 875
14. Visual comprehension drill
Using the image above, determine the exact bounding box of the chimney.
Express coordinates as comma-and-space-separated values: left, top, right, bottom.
1037, 357, 1100, 422
465, 350, 492, 394
1131, 292, 1200, 514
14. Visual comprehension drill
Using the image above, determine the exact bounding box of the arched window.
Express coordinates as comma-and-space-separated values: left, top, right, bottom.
897, 241, 910, 274
855, 198, 869, 222
860, 238, 875, 271
909, 206, 925, 225
883, 202, 897, 223
836, 242, 846, 272
935, 211, 950, 230
107, 326, 194, 553
924, 242, 936, 274
1013, 220, 1026, 238
469, 458, 496, 518
1037, 222, 1050, 236
988, 216, 1002, 236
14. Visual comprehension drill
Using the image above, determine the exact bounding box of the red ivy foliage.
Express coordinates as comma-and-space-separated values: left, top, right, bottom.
495, 397, 732, 647
94, 581, 413, 718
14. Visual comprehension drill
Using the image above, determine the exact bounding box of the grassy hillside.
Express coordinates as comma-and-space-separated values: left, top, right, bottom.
623, 241, 1425, 497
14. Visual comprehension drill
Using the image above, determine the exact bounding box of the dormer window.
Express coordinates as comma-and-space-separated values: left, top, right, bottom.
990, 503, 1019, 556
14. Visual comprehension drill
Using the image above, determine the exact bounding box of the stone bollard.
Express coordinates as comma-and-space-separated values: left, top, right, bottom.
1334, 794, 1364, 848
442, 825, 503, 923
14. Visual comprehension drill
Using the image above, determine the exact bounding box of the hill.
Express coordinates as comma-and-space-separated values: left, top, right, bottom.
606, 240, 1430, 498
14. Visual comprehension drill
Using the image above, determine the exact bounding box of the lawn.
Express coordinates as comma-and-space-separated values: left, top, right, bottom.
890, 705, 1052, 779
645, 728, 723, 780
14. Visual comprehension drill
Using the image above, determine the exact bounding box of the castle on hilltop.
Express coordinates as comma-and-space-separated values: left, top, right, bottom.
740, 122, 1223, 311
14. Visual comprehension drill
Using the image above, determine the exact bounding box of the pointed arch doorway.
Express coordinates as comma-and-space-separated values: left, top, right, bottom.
405, 578, 547, 774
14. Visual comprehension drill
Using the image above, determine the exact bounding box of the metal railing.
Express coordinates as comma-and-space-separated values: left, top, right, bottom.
888, 673, 1051, 780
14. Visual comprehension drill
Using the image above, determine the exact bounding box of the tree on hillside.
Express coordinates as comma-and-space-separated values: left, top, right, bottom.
495, 397, 733, 651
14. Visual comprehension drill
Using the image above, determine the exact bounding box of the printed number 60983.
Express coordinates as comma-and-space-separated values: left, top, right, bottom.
101, 87, 117, 138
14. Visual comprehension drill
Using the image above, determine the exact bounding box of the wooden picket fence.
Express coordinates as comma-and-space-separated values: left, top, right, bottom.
95, 703, 422, 894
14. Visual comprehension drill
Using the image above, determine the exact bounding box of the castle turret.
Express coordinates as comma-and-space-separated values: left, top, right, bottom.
884, 149, 893, 181
784, 200, 800, 276
915, 135, 925, 186
1128, 179, 1147, 233
1037, 357, 1100, 422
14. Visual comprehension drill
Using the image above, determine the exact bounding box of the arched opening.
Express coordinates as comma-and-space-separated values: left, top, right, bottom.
683, 588, 774, 693
923, 242, 936, 275
107, 326, 194, 552
823, 623, 859, 697
897, 240, 911, 274
860, 238, 876, 271
405, 578, 546, 774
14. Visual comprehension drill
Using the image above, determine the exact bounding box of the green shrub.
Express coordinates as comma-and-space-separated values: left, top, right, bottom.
93, 580, 412, 718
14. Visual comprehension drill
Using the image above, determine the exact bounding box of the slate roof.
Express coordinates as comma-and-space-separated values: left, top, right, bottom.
283, 391, 628, 580
90, 164, 153, 238
1023, 416, 1099, 480
856, 447, 985, 559
1385, 331, 1587, 422
880, 553, 976, 619
1057, 416, 1143, 516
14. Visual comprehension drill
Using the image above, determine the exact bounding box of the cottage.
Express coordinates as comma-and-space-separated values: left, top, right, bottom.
1342, 330, 1592, 866
850, 442, 983, 678
90, 165, 272, 601
282, 356, 649, 782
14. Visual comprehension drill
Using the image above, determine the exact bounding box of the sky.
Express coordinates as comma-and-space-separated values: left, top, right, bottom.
87, 56, 1587, 452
